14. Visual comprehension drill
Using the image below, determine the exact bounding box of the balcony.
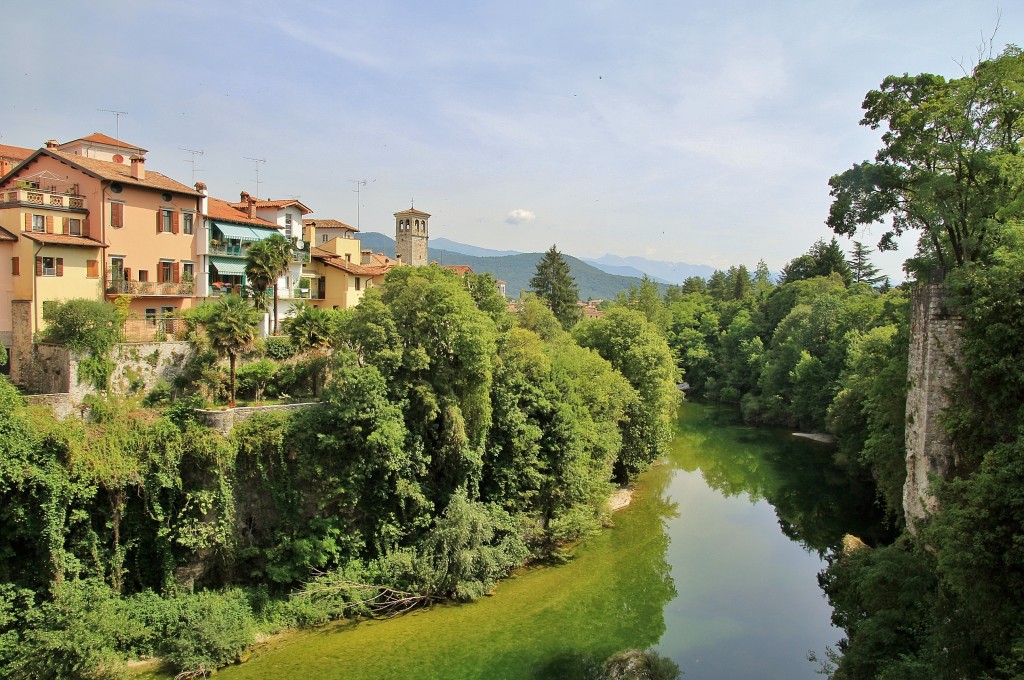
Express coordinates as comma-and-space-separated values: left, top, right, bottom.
106, 277, 195, 297
1, 186, 87, 211
209, 242, 245, 257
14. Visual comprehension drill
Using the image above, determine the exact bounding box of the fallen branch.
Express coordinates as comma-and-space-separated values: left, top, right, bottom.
296, 576, 439, 618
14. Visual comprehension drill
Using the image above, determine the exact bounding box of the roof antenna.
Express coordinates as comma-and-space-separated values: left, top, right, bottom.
180, 148, 204, 183
97, 108, 128, 159
244, 156, 266, 198
349, 179, 367, 231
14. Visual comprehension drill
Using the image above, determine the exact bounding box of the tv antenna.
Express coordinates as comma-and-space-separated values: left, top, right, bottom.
349, 179, 367, 231
244, 156, 266, 198
97, 108, 128, 157
179, 148, 204, 183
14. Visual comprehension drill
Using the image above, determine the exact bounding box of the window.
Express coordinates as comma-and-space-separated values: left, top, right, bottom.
285, 213, 293, 239
110, 202, 124, 228
145, 308, 157, 325
110, 257, 125, 281
321, 234, 329, 243
182, 261, 194, 279
37, 256, 63, 277
160, 209, 173, 233
138, 270, 149, 283
67, 218, 82, 236
32, 215, 45, 233
86, 260, 99, 278
158, 261, 173, 283
183, 212, 194, 235
11, 257, 19, 276
355, 277, 361, 291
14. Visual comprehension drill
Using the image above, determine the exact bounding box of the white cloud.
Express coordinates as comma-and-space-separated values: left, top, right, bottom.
506, 209, 536, 225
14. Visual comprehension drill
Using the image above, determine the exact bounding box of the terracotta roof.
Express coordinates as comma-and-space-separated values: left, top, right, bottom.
61, 133, 148, 153
0, 226, 17, 242
0, 144, 33, 161
22, 232, 107, 248
312, 247, 395, 277
33, 149, 200, 196
207, 197, 279, 228
394, 207, 431, 217
441, 264, 474, 276
229, 198, 312, 214
303, 218, 358, 232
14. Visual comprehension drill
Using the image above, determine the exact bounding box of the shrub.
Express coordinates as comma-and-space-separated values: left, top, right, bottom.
263, 336, 297, 361
159, 589, 256, 676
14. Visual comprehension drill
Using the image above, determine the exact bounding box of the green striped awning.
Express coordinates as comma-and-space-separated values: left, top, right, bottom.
213, 222, 261, 242
210, 256, 247, 275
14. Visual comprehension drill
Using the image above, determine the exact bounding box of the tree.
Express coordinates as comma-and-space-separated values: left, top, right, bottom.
780, 239, 852, 286
246, 234, 292, 334
529, 245, 580, 329
848, 241, 885, 285
827, 46, 1024, 273
203, 294, 260, 405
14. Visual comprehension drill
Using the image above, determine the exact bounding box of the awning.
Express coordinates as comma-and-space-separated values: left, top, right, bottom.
249, 226, 280, 240
213, 222, 261, 242
210, 256, 247, 275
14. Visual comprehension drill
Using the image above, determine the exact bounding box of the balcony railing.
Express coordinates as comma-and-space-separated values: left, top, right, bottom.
1, 186, 87, 210
209, 242, 245, 256
209, 283, 252, 298
106, 278, 196, 297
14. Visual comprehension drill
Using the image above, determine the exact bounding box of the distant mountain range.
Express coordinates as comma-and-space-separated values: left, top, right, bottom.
358, 232, 716, 300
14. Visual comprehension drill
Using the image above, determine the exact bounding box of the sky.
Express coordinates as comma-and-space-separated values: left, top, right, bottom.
2, 1, 1021, 281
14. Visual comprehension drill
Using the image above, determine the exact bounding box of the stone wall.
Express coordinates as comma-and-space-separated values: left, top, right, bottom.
109, 341, 194, 396
23, 393, 77, 420
197, 401, 319, 435
904, 284, 964, 532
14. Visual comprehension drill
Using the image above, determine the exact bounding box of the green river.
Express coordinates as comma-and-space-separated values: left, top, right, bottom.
144, 401, 884, 679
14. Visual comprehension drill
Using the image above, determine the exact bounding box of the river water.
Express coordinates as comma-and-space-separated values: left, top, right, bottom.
205, 401, 881, 679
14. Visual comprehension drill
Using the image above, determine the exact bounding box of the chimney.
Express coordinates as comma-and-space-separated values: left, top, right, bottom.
45, 139, 58, 149
0, 158, 9, 177
195, 181, 208, 215
246, 194, 256, 219
130, 154, 145, 180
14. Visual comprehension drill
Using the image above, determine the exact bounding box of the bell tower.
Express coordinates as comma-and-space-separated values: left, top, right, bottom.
394, 205, 430, 266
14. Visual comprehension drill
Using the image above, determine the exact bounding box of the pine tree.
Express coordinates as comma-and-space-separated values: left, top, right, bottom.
848, 240, 886, 285
529, 245, 580, 329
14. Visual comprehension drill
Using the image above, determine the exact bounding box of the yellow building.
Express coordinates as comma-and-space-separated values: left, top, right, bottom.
304, 226, 395, 309
0, 176, 105, 341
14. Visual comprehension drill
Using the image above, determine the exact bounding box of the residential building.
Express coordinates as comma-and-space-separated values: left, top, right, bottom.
198, 195, 283, 299
303, 218, 358, 246
303, 220, 395, 309
0, 137, 202, 331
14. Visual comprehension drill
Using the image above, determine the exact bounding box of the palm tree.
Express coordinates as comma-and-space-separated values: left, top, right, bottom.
285, 302, 335, 396
246, 234, 293, 335
204, 294, 260, 405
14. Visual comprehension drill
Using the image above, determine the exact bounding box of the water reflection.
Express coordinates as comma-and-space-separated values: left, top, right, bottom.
673, 403, 887, 554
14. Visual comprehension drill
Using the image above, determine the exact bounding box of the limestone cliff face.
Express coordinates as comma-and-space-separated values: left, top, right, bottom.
903, 284, 963, 532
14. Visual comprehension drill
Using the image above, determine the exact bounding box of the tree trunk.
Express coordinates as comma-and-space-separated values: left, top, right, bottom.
273, 282, 279, 335
229, 353, 237, 405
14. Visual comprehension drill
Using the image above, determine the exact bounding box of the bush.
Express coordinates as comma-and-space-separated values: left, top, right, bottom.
236, 359, 277, 402
263, 336, 297, 361
160, 589, 256, 676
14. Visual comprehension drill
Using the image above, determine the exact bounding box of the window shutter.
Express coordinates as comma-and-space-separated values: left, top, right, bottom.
87, 260, 98, 278
36, 257, 42, 276
156, 211, 162, 234
111, 202, 123, 227
56, 258, 63, 277
24, 214, 31, 230
173, 261, 180, 283
11, 257, 19, 276
172, 212, 180, 234
45, 216, 54, 234
83, 217, 91, 238
319, 276, 326, 299
124, 267, 132, 281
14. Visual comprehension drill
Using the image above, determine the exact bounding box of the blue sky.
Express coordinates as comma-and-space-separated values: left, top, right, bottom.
3, 1, 1021, 281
